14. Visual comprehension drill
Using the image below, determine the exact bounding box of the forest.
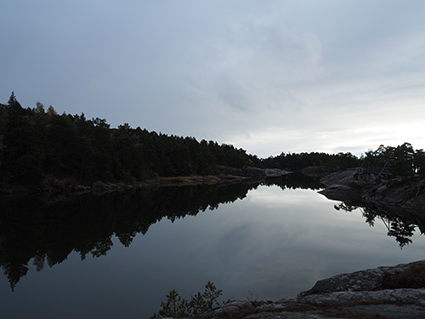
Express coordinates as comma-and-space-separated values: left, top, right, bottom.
0, 92, 260, 189
0, 92, 424, 191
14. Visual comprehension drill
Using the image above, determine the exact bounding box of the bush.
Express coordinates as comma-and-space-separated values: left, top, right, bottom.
151, 281, 223, 318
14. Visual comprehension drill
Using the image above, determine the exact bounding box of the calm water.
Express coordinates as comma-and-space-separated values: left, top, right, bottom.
1, 176, 425, 318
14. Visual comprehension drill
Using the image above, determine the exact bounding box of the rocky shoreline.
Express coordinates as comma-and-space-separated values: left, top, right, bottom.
318, 168, 425, 214
196, 261, 425, 319
176, 169, 425, 319
0, 167, 291, 196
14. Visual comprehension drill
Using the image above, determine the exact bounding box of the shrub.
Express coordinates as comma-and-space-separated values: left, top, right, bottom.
151, 281, 223, 318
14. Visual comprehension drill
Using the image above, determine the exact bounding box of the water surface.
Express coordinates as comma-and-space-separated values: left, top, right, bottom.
1, 177, 424, 318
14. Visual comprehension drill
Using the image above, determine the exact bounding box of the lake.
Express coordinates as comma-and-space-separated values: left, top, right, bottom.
1, 174, 424, 318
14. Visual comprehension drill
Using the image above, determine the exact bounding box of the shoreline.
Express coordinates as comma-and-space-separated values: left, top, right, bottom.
0, 167, 292, 196
198, 260, 425, 319
318, 168, 425, 213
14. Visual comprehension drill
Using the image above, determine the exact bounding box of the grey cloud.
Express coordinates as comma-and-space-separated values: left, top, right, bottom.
2, 0, 425, 156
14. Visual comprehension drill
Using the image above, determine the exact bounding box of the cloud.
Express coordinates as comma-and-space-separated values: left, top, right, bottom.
2, 1, 425, 157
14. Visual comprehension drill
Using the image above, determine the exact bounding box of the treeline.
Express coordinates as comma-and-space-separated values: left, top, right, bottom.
262, 151, 361, 171
0, 93, 261, 188
0, 92, 361, 189
363, 142, 425, 177
262, 143, 425, 177
2, 92, 423, 190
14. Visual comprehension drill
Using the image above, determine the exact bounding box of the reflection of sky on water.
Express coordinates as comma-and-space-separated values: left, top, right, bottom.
2, 186, 425, 319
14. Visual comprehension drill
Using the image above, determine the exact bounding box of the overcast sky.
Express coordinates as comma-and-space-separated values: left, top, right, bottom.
2, 1, 425, 158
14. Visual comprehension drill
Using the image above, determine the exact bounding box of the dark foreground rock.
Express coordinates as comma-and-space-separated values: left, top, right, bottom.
194, 261, 425, 319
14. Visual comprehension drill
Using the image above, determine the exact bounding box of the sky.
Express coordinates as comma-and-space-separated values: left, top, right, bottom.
2, 1, 425, 158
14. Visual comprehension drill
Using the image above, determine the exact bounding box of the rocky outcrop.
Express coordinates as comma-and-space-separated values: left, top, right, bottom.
264, 168, 291, 177
319, 169, 425, 214
217, 166, 290, 182
319, 168, 360, 187
197, 261, 425, 319
300, 260, 425, 295
217, 166, 267, 181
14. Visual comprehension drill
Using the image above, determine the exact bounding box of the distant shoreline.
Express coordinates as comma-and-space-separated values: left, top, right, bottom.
0, 167, 292, 196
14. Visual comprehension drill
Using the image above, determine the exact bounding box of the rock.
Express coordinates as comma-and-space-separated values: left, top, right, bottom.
300, 260, 425, 296
217, 166, 267, 180
299, 288, 425, 307
187, 261, 425, 319
318, 183, 361, 201
264, 168, 291, 177
320, 168, 360, 187
376, 184, 387, 194
319, 169, 425, 215
342, 304, 425, 319
245, 313, 330, 319
209, 300, 254, 317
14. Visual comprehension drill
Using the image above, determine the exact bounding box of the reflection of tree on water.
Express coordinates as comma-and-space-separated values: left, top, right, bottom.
0, 182, 259, 291
262, 172, 323, 190
334, 202, 424, 248
0, 174, 359, 291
